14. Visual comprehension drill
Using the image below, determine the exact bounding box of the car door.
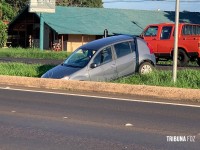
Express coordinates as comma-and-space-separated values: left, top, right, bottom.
157, 25, 173, 54
88, 46, 118, 81
113, 41, 136, 77
143, 25, 159, 53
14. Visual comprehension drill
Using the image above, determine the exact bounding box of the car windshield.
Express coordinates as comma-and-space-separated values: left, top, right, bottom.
63, 48, 97, 68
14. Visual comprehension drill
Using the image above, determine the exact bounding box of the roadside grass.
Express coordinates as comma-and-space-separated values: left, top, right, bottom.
0, 62, 55, 77
0, 62, 199, 89
157, 59, 198, 66
114, 69, 200, 89
1, 47, 198, 66
0, 48, 70, 60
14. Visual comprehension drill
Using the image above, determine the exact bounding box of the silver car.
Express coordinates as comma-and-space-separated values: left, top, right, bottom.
42, 35, 156, 81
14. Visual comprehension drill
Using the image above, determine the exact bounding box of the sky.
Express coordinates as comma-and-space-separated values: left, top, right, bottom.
103, 0, 200, 12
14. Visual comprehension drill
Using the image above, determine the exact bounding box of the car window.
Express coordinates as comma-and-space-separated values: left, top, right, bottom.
64, 48, 96, 68
160, 26, 172, 40
182, 25, 200, 35
130, 40, 136, 52
93, 47, 112, 66
144, 26, 158, 36
114, 42, 132, 58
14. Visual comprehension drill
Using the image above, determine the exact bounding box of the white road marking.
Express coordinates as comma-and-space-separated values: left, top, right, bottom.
63, 117, 68, 119
0, 86, 200, 108
11, 110, 16, 113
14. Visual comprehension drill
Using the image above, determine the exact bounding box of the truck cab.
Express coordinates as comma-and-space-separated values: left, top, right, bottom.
141, 23, 200, 66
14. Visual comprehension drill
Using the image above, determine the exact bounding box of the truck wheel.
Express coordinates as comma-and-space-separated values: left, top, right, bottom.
197, 58, 200, 66
177, 49, 189, 67
156, 58, 159, 63
138, 62, 154, 74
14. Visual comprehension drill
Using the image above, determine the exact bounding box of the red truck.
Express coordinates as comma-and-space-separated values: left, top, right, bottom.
141, 23, 200, 66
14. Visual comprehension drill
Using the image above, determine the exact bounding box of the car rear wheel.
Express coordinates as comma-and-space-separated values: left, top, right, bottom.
138, 62, 154, 74
177, 49, 189, 67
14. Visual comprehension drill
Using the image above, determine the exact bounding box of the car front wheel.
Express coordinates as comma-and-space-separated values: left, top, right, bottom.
138, 62, 154, 74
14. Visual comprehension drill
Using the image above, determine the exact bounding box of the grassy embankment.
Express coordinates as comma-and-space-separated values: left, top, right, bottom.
0, 48, 199, 89
114, 70, 200, 89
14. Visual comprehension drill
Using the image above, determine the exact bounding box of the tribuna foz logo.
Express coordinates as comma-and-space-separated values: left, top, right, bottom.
166, 136, 195, 142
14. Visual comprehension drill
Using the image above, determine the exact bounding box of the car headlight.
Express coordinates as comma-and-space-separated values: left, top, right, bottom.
62, 76, 70, 80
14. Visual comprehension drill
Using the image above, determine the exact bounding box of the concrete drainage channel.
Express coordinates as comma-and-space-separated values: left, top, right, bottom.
0, 75, 200, 102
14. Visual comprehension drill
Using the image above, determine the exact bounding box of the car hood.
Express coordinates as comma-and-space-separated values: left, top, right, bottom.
41, 64, 82, 79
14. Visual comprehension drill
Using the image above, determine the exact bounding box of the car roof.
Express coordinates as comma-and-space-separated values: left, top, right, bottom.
79, 35, 135, 50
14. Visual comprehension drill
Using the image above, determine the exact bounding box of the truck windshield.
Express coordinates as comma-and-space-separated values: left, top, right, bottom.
63, 49, 97, 68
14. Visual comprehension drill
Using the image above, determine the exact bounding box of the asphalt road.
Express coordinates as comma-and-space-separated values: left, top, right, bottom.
0, 87, 200, 150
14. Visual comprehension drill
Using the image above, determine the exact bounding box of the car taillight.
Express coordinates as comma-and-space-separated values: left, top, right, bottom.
147, 43, 154, 54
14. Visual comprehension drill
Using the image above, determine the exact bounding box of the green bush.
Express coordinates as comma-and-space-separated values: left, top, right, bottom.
1, 1, 16, 21
0, 21, 8, 48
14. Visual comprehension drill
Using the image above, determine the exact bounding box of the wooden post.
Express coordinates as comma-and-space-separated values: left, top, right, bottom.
61, 35, 64, 51
82, 34, 84, 45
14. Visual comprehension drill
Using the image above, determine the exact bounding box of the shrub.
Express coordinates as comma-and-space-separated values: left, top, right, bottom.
0, 21, 8, 48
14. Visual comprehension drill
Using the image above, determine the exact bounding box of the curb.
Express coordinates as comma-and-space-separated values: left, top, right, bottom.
0, 75, 200, 101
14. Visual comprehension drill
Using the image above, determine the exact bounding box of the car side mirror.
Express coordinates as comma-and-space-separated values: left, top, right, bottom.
90, 63, 97, 69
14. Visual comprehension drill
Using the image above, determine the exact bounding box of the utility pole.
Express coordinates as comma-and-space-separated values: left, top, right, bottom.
172, 0, 180, 83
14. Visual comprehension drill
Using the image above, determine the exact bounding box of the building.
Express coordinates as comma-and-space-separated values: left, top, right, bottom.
8, 6, 200, 52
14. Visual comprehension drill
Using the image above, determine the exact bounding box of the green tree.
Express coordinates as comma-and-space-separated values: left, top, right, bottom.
56, 0, 70, 6
81, 0, 103, 8
1, 1, 16, 21
56, 0, 103, 7
0, 20, 8, 48
5, 0, 102, 9
2, 0, 103, 20
0, 1, 2, 20
4, 0, 28, 12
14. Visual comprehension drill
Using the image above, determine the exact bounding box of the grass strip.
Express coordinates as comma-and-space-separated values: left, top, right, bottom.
0, 62, 199, 89
114, 70, 200, 89
0, 62, 55, 77
0, 48, 70, 60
